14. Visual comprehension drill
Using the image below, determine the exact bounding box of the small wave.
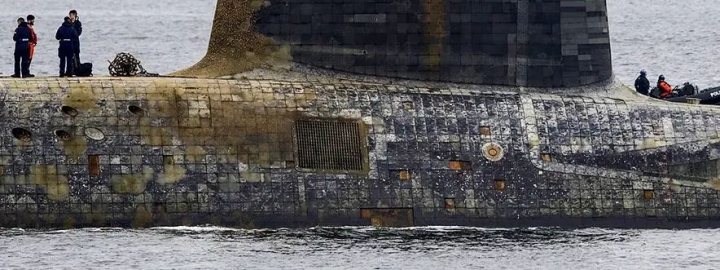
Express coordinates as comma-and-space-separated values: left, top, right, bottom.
151, 225, 241, 233
0, 228, 26, 236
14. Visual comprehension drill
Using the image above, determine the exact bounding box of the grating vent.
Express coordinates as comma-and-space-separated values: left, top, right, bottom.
295, 119, 364, 171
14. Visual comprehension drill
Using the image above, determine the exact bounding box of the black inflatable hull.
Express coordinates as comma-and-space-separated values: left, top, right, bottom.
667, 87, 720, 104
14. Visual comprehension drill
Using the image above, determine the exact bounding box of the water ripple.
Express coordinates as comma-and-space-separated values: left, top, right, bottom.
0, 226, 714, 269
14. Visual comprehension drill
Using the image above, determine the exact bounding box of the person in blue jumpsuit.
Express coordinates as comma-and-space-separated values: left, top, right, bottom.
12, 18, 32, 78
56, 17, 78, 77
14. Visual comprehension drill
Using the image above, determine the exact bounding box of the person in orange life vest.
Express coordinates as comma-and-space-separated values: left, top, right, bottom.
657, 75, 673, 98
26, 15, 37, 76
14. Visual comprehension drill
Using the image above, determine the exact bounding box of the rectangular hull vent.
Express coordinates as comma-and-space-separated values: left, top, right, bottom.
295, 119, 364, 171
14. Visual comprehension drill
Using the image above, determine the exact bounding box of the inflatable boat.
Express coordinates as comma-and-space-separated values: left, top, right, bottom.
650, 82, 720, 104
666, 86, 720, 104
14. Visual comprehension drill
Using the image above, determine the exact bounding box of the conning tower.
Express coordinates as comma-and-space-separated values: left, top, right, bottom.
183, 0, 612, 87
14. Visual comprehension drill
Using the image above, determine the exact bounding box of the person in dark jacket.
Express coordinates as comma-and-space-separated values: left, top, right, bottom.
69, 10, 82, 66
56, 17, 78, 77
634, 69, 650, 96
12, 18, 32, 78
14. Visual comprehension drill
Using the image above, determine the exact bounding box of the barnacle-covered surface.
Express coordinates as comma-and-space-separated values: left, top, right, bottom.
0, 72, 718, 228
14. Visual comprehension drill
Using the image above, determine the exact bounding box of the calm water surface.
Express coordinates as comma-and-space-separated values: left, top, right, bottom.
1, 0, 720, 269
0, 0, 214, 76
609, 0, 720, 89
2, 226, 719, 270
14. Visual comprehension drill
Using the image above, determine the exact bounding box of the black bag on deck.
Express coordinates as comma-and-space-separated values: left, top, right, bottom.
649, 87, 661, 98
75, 63, 93, 77
676, 82, 698, 97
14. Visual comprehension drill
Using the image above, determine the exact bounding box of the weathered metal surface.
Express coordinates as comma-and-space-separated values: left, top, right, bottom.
0, 74, 717, 229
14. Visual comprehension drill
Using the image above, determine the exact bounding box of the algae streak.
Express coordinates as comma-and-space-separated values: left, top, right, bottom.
111, 167, 155, 194
421, 0, 447, 69
31, 165, 70, 201
172, 0, 291, 78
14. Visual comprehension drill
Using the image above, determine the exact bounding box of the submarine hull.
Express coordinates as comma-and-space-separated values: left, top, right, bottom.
1, 76, 719, 228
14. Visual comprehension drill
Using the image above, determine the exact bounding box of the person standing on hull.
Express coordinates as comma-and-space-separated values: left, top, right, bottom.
69, 10, 82, 68
634, 69, 650, 96
26, 14, 38, 77
12, 18, 32, 78
56, 17, 78, 77
657, 75, 673, 99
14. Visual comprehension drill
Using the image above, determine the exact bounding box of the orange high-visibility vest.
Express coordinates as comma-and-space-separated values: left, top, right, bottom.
658, 81, 672, 98
28, 26, 37, 60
